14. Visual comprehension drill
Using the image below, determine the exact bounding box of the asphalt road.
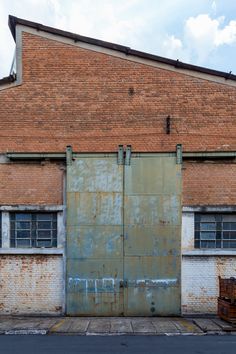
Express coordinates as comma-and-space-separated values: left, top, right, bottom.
0, 335, 236, 354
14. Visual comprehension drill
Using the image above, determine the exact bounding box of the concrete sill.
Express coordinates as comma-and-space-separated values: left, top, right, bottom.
182, 250, 236, 256
0, 205, 65, 211
0, 248, 64, 255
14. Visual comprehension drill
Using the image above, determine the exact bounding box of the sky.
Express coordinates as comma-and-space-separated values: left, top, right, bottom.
1, 0, 236, 78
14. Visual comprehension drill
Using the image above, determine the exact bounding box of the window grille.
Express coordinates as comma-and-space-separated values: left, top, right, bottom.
195, 214, 236, 249
10, 213, 57, 248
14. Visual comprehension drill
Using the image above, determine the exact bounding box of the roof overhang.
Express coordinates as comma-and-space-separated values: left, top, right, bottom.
7, 14, 236, 82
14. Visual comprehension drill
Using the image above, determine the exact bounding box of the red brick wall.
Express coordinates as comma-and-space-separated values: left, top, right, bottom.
0, 163, 64, 204
183, 162, 236, 205
0, 31, 236, 153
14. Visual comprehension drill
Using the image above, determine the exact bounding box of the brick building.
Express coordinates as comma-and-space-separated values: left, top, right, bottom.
0, 15, 236, 316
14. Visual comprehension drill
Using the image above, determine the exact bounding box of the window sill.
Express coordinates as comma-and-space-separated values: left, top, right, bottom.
182, 250, 236, 256
0, 248, 64, 255
0, 205, 65, 211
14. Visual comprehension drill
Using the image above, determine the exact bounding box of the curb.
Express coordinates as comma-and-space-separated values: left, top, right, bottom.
1, 329, 233, 336
5, 329, 48, 335
48, 331, 216, 336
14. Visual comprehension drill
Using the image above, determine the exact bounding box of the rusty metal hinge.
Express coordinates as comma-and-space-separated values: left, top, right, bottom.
117, 145, 124, 165
125, 145, 131, 166
118, 145, 132, 165
66, 145, 73, 166
176, 144, 182, 164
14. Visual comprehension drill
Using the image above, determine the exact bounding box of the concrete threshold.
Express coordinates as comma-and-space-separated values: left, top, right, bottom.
0, 316, 235, 336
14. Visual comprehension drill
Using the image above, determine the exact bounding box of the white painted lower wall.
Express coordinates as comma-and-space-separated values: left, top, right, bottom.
182, 256, 236, 314
181, 211, 236, 314
1, 211, 236, 316
0, 255, 64, 315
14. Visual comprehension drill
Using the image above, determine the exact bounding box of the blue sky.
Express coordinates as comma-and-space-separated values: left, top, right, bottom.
1, 0, 236, 77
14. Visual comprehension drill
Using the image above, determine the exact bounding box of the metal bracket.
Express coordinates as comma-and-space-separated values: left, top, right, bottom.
66, 145, 73, 166
117, 145, 124, 165
176, 144, 182, 164
166, 115, 171, 134
119, 280, 128, 288
125, 145, 132, 166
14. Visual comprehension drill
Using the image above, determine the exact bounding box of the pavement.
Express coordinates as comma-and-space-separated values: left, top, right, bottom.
0, 316, 236, 336
2, 335, 236, 354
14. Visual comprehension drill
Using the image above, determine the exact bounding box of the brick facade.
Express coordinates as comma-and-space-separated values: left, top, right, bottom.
0, 20, 236, 315
183, 162, 236, 206
0, 162, 64, 205
0, 31, 236, 153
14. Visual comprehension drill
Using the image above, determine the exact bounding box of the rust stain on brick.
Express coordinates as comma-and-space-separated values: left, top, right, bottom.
0, 255, 64, 315
182, 257, 236, 315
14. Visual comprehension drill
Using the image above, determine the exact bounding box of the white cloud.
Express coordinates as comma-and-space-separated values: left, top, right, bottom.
159, 14, 236, 65
0, 1, 15, 77
184, 14, 220, 62
55, 0, 147, 46
0, 0, 148, 77
186, 14, 221, 41
184, 14, 236, 62
215, 20, 236, 45
211, 1, 217, 13
162, 35, 184, 59
0, 1, 236, 77
164, 35, 183, 50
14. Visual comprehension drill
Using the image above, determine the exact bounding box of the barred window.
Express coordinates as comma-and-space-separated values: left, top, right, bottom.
10, 213, 57, 248
195, 214, 236, 249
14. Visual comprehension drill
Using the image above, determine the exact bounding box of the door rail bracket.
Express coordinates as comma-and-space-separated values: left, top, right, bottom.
125, 145, 132, 166
117, 145, 132, 165
66, 145, 73, 166
117, 145, 124, 165
176, 144, 182, 164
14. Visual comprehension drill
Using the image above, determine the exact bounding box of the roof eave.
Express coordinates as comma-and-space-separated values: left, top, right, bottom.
8, 15, 17, 41
7, 15, 236, 82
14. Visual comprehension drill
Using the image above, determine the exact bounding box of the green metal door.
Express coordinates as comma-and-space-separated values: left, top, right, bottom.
66, 150, 182, 316
123, 153, 182, 316
66, 154, 124, 315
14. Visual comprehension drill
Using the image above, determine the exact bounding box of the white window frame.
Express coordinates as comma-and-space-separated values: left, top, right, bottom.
182, 206, 236, 256
0, 205, 65, 254
194, 213, 236, 249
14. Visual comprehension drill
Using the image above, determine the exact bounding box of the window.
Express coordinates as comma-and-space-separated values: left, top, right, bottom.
10, 213, 57, 248
195, 214, 236, 249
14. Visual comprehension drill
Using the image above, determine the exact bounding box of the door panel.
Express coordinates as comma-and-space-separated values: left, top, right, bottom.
66, 156, 124, 316
67, 258, 124, 316
67, 158, 123, 192
124, 157, 163, 194
67, 192, 122, 226
124, 155, 181, 316
125, 285, 180, 316
124, 255, 180, 316
66, 153, 182, 316
124, 225, 180, 256
67, 226, 123, 259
